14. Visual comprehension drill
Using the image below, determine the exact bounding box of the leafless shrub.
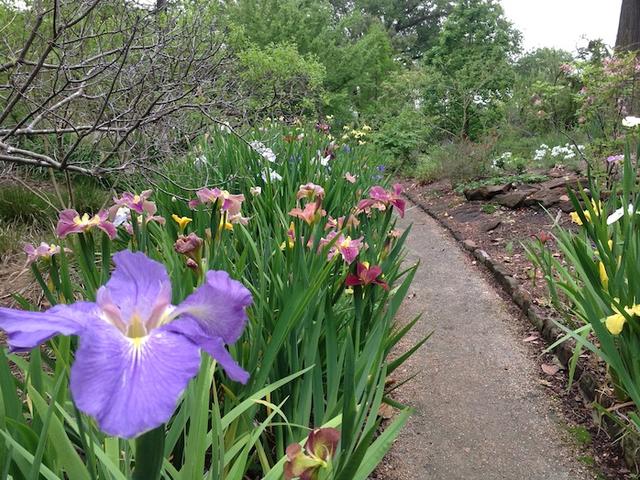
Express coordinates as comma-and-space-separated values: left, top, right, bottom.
0, 0, 241, 177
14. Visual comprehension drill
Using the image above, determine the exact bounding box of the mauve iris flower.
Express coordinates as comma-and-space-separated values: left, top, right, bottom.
189, 188, 245, 215
112, 190, 154, 215
0, 250, 251, 438
357, 184, 406, 218
56, 209, 117, 239
320, 231, 363, 264
24, 242, 63, 265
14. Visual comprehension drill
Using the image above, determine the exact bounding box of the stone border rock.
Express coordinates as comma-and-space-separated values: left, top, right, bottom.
404, 190, 640, 470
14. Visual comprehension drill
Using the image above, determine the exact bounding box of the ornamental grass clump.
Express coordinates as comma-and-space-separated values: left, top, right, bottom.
0, 123, 424, 479
528, 144, 640, 432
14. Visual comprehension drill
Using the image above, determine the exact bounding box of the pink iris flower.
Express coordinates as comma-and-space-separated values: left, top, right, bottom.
112, 190, 154, 215
325, 216, 345, 230
320, 231, 363, 264
189, 188, 245, 215
345, 172, 357, 184
357, 184, 406, 218
345, 262, 389, 290
289, 203, 326, 225
24, 242, 63, 265
56, 210, 117, 239
296, 183, 325, 201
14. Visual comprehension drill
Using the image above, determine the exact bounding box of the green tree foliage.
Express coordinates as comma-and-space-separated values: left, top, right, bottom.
421, 0, 521, 140
222, 0, 398, 118
237, 43, 326, 118
510, 48, 580, 133
338, 0, 452, 59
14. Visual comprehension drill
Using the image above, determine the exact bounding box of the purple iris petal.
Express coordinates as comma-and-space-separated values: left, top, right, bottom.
0, 302, 94, 352
167, 317, 249, 383
101, 250, 172, 327
70, 321, 201, 438
174, 270, 251, 344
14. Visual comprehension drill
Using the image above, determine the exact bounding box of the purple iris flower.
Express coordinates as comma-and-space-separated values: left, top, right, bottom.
0, 250, 251, 438
376, 165, 386, 172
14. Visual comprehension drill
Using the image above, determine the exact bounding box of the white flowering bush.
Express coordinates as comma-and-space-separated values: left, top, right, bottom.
533, 143, 584, 166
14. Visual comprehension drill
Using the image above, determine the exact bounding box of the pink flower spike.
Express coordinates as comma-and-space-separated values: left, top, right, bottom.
345, 172, 357, 184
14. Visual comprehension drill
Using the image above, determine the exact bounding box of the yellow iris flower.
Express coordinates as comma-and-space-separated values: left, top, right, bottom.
171, 214, 192, 232
598, 261, 608, 290
219, 217, 233, 232
570, 200, 603, 225
605, 303, 640, 335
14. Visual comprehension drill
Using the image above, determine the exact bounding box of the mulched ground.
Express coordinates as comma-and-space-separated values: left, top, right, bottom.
403, 178, 635, 479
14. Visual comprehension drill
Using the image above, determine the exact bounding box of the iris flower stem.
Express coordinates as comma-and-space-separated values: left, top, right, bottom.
77, 234, 99, 295
131, 213, 141, 252
30, 264, 57, 306
353, 286, 364, 350
132, 425, 166, 480
73, 404, 98, 480
100, 231, 111, 285
48, 257, 63, 298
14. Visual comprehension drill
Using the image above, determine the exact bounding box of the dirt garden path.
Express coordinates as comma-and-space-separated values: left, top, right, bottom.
380, 200, 592, 480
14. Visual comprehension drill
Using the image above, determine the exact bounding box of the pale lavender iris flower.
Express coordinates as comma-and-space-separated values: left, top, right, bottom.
0, 250, 251, 438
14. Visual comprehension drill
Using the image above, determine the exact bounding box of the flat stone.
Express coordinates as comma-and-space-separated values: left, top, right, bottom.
524, 189, 564, 208
480, 219, 501, 232
462, 239, 478, 251
545, 176, 585, 191
494, 192, 528, 209
463, 184, 512, 201
559, 201, 574, 213
474, 249, 491, 264
452, 204, 482, 223
513, 289, 532, 310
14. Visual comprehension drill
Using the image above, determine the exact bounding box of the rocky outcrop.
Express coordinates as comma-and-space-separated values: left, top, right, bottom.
468, 175, 585, 211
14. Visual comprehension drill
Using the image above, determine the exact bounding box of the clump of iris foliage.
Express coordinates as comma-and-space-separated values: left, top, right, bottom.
0, 124, 425, 480
528, 139, 640, 435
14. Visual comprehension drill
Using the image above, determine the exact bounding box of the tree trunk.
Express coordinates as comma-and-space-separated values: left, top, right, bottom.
616, 0, 640, 51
